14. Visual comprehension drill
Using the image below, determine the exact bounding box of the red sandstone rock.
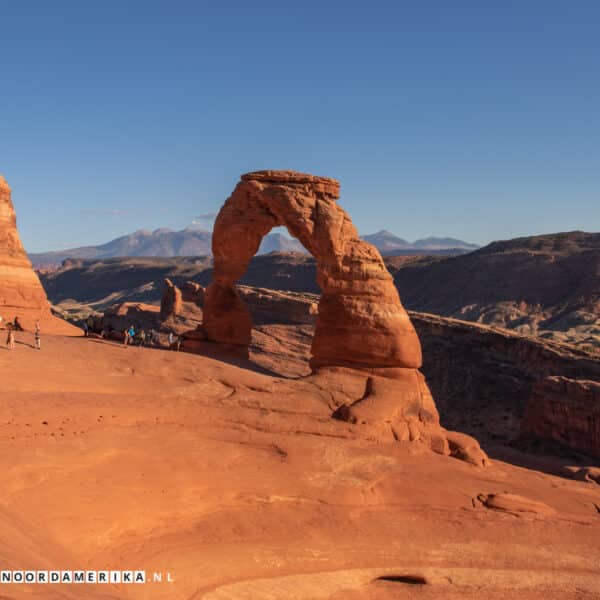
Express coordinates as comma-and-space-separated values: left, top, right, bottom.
564, 466, 600, 484
445, 430, 490, 467
203, 170, 421, 370
328, 367, 450, 453
191, 171, 487, 461
182, 281, 205, 305
477, 492, 557, 517
521, 376, 600, 458
160, 278, 183, 320
237, 286, 318, 325
0, 175, 77, 333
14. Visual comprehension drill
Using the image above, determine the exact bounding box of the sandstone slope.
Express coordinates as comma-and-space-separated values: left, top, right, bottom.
0, 333, 598, 599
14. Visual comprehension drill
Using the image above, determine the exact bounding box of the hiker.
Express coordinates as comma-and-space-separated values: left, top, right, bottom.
123, 328, 130, 346
128, 325, 135, 341
168, 332, 174, 349
34, 320, 41, 350
6, 325, 14, 350
139, 329, 147, 347
175, 335, 181, 352
83, 321, 89, 337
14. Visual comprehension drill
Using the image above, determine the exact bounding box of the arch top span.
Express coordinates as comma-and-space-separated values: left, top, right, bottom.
203, 170, 422, 371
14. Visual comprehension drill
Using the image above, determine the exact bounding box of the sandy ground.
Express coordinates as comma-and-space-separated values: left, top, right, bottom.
0, 331, 599, 599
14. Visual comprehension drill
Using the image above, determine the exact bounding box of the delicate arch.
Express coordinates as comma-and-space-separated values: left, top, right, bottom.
203, 170, 422, 371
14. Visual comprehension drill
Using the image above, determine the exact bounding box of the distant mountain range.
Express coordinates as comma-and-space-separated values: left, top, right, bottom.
362, 230, 479, 255
28, 227, 478, 268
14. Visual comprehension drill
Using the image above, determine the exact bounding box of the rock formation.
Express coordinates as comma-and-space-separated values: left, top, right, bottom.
196, 170, 475, 458
182, 281, 205, 305
386, 232, 600, 350
195, 278, 600, 461
103, 298, 203, 340
475, 492, 557, 517
160, 278, 182, 320
203, 170, 422, 370
236, 286, 318, 325
521, 376, 600, 458
410, 312, 600, 447
0, 174, 76, 333
0, 175, 49, 310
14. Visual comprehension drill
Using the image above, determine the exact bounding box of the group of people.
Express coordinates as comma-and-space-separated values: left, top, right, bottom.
121, 325, 181, 351
2, 312, 181, 353
1, 315, 41, 350
123, 325, 152, 347
82, 317, 182, 350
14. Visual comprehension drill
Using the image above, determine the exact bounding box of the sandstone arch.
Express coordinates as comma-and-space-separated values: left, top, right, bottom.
197, 171, 488, 463
204, 170, 422, 371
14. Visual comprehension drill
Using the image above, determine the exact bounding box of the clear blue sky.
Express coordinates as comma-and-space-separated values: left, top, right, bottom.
1, 1, 598, 252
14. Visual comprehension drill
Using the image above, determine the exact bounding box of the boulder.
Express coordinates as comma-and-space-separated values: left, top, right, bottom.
445, 430, 490, 467
476, 492, 557, 517
563, 466, 600, 484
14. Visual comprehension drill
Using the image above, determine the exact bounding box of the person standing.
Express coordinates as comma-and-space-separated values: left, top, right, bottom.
34, 320, 41, 350
6, 326, 15, 350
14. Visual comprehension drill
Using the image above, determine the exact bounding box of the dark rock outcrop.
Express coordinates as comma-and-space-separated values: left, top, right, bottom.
411, 312, 600, 447
521, 376, 600, 458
